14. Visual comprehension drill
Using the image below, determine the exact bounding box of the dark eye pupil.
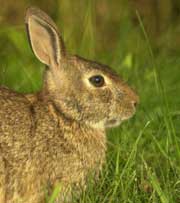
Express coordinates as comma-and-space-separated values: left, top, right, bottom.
89, 75, 105, 87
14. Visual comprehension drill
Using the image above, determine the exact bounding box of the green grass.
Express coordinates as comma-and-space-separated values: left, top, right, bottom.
0, 2, 180, 203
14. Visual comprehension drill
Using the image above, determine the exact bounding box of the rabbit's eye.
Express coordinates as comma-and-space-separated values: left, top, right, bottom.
89, 75, 105, 87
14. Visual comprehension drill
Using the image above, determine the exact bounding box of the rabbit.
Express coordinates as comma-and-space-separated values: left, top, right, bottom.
0, 6, 139, 203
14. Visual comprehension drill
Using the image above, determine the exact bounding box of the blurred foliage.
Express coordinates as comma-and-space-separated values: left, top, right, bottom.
0, 0, 180, 51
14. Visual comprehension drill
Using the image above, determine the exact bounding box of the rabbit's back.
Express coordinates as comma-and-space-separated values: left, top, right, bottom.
0, 87, 32, 157
0, 87, 37, 202
0, 87, 72, 202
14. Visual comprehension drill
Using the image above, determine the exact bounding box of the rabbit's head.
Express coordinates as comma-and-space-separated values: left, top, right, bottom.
25, 7, 139, 129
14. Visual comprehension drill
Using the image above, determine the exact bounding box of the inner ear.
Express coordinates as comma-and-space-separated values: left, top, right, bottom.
25, 7, 66, 66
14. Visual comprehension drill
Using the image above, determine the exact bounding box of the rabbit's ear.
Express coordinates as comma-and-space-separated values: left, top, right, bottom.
25, 7, 65, 66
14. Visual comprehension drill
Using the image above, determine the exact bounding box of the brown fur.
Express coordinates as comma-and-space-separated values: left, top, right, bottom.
0, 7, 138, 203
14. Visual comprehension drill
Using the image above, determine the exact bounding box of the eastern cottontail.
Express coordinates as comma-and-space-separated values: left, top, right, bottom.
0, 7, 139, 203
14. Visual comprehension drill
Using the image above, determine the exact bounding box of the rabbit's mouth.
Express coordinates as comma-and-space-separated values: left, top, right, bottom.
105, 119, 121, 128
121, 109, 136, 121
105, 111, 135, 128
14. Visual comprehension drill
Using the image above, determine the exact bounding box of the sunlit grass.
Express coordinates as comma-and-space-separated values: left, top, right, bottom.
0, 1, 180, 203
